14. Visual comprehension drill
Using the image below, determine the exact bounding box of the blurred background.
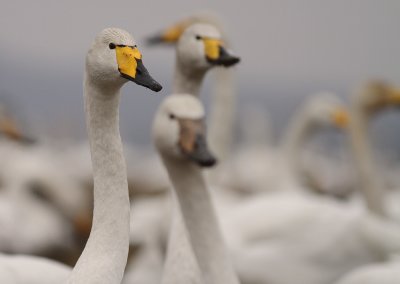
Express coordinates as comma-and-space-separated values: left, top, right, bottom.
1, 0, 399, 145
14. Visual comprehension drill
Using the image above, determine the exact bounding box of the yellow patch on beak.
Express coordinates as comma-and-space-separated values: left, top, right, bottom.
332, 108, 349, 128
162, 24, 186, 42
387, 88, 400, 104
0, 118, 22, 140
203, 38, 223, 60
115, 46, 142, 79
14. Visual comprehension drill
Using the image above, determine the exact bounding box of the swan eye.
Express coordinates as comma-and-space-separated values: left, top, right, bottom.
28, 181, 52, 203
169, 114, 176, 120
109, 43, 116, 49
195, 35, 202, 41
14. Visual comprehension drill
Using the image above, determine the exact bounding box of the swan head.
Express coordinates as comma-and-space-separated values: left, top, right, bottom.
354, 81, 400, 114
86, 28, 162, 92
153, 94, 217, 167
176, 24, 240, 69
303, 94, 349, 129
148, 21, 239, 69
146, 12, 224, 45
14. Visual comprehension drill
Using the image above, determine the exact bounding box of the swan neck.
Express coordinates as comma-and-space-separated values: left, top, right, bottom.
208, 68, 236, 163
173, 59, 206, 96
68, 74, 130, 283
282, 109, 311, 176
162, 157, 239, 284
350, 105, 385, 216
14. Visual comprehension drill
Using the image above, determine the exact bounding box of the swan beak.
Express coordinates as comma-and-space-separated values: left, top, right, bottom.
178, 119, 217, 167
332, 108, 349, 128
115, 46, 162, 92
146, 23, 186, 45
387, 88, 400, 105
0, 118, 35, 144
73, 213, 92, 238
204, 38, 240, 67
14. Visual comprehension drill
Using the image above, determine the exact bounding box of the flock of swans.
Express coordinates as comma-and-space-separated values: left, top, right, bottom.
1, 13, 400, 284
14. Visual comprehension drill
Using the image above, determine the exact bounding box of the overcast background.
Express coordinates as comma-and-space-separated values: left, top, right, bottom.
0, 0, 400, 147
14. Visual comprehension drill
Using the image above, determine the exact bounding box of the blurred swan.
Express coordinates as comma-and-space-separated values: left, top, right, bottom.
0, 143, 86, 260
0, 28, 161, 284
218, 93, 351, 196
326, 82, 400, 284
348, 81, 400, 216
222, 191, 400, 284
153, 94, 239, 284
334, 261, 400, 284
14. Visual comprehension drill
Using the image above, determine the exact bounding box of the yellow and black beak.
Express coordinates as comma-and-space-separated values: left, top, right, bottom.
114, 45, 162, 92
202, 37, 240, 67
332, 108, 349, 128
178, 118, 217, 167
386, 87, 400, 105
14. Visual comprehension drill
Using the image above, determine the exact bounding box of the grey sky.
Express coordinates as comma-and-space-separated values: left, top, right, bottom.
0, 1, 399, 144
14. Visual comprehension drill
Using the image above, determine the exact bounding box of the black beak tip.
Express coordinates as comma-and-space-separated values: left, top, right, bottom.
150, 81, 163, 92
223, 56, 240, 67
198, 156, 217, 168
146, 35, 164, 46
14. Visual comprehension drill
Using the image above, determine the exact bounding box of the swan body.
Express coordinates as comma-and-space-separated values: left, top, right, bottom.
0, 254, 71, 284
220, 191, 400, 284
0, 141, 87, 260
153, 94, 239, 284
334, 261, 400, 284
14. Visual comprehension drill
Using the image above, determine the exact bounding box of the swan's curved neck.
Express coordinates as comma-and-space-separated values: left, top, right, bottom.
282, 109, 312, 177
349, 105, 385, 216
162, 157, 239, 284
68, 75, 130, 283
173, 59, 206, 96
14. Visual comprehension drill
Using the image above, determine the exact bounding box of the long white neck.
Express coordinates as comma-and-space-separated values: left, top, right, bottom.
349, 105, 385, 216
208, 67, 235, 163
162, 203, 204, 284
281, 109, 312, 179
68, 75, 130, 283
162, 157, 239, 284
173, 59, 206, 96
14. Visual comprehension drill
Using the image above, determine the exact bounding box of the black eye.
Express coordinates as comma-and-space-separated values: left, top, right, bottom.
28, 181, 52, 203
109, 43, 116, 49
195, 35, 202, 40
169, 114, 176, 120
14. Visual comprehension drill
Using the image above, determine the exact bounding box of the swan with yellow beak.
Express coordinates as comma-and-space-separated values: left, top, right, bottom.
147, 20, 239, 70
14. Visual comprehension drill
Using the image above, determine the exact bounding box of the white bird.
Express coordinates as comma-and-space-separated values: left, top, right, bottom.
0, 27, 162, 284
334, 261, 400, 284
153, 94, 239, 284
219, 93, 351, 196
348, 81, 400, 217
0, 143, 84, 258
326, 82, 400, 284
